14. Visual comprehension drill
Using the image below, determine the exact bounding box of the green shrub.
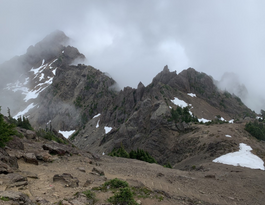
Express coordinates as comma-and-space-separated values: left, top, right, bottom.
36, 129, 67, 144
109, 144, 129, 158
0, 197, 9, 201
7, 108, 33, 130
163, 163, 172, 168
169, 106, 198, 123
0, 110, 16, 147
82, 190, 96, 201
108, 187, 137, 205
16, 116, 33, 130
129, 149, 157, 164
245, 120, 265, 141
109, 145, 157, 164
103, 178, 129, 189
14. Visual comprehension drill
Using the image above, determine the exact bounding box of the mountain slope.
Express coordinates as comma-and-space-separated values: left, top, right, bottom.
0, 31, 259, 168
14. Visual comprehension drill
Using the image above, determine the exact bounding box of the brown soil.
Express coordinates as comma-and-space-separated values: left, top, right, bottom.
1, 122, 265, 205
0, 151, 264, 204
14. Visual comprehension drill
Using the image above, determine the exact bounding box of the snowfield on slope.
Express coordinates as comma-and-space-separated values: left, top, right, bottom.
13, 103, 36, 119
171, 97, 189, 107
187, 93, 196, 97
59, 130, 76, 139
104, 126, 112, 134
213, 143, 265, 170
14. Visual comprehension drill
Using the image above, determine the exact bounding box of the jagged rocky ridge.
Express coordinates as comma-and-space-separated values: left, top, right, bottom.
0, 31, 256, 167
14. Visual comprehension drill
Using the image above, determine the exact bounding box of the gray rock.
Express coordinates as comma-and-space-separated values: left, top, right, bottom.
78, 167, 86, 172
24, 153, 38, 165
0, 190, 34, 204
6, 136, 24, 150
92, 167, 104, 176
0, 148, 18, 174
83, 179, 92, 187
53, 173, 79, 187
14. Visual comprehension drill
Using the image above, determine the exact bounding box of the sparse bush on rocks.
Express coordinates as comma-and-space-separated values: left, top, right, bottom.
245, 120, 265, 141
109, 144, 157, 164
0, 107, 17, 147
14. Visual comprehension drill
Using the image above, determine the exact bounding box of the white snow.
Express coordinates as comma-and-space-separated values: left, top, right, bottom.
96, 120, 100, 128
42, 59, 45, 65
93, 113, 101, 119
59, 130, 76, 139
198, 118, 211, 123
46, 120, 51, 125
52, 68, 57, 75
39, 73, 45, 81
187, 93, 196, 97
256, 116, 263, 120
220, 117, 225, 121
213, 143, 265, 170
171, 97, 188, 107
13, 103, 36, 119
30, 66, 44, 75
62, 50, 64, 53
225, 135, 232, 138
104, 126, 112, 134
229, 119, 234, 123
169, 106, 172, 109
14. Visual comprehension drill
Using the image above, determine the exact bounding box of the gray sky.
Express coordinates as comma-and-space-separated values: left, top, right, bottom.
1, 0, 265, 111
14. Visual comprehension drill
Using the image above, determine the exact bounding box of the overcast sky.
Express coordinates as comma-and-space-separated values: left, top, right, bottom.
1, 0, 265, 111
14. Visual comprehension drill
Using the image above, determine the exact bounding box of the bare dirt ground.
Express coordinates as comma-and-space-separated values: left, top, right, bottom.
0, 151, 264, 205
1, 122, 265, 205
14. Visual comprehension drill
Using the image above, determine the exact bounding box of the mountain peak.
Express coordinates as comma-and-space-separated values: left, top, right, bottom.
152, 65, 177, 85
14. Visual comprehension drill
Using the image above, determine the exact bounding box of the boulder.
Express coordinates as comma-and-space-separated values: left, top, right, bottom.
53, 173, 79, 187
92, 167, 104, 176
0, 148, 18, 174
24, 153, 38, 165
25, 130, 37, 139
6, 136, 24, 150
0, 190, 34, 204
43, 143, 69, 155
0, 161, 13, 174
35, 151, 52, 162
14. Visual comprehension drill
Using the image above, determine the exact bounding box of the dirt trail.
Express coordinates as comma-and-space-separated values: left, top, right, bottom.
3, 152, 261, 205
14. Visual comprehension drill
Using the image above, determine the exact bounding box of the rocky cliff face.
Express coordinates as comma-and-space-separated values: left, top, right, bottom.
0, 31, 256, 167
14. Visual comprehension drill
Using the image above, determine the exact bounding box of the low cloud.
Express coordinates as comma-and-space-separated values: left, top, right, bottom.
1, 0, 265, 111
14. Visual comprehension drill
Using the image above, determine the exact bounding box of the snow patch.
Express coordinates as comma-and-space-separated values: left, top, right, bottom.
213, 143, 265, 170
42, 59, 45, 65
169, 106, 172, 109
39, 73, 45, 81
13, 103, 36, 119
52, 68, 57, 76
187, 93, 196, 97
93, 113, 101, 119
104, 126, 112, 134
59, 130, 76, 139
198, 118, 211, 123
229, 119, 234, 124
62, 50, 64, 53
96, 120, 100, 128
225, 135, 232, 138
220, 117, 225, 121
171, 97, 188, 107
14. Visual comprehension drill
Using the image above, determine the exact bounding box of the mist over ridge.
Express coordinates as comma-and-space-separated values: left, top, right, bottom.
1, 1, 265, 112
